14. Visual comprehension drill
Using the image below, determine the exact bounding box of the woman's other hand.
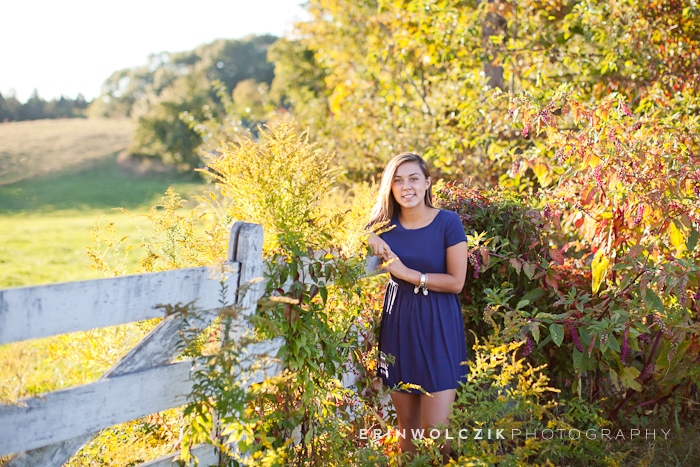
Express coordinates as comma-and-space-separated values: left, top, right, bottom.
381, 253, 408, 277
367, 234, 394, 261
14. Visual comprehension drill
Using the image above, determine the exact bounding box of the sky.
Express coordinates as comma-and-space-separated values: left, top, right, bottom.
1, 0, 308, 102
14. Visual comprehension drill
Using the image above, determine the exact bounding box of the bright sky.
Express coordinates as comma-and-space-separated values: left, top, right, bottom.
1, 0, 308, 102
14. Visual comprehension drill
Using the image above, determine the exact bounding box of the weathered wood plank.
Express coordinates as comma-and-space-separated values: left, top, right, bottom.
2, 437, 91, 467
226, 222, 264, 343
0, 361, 194, 456
0, 336, 285, 460
139, 443, 217, 467
3, 311, 214, 467
0, 264, 240, 345
232, 222, 265, 311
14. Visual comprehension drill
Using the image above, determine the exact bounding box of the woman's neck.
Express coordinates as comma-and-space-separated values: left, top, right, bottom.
398, 204, 437, 229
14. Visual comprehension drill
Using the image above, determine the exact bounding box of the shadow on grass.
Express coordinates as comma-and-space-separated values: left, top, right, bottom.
0, 154, 206, 213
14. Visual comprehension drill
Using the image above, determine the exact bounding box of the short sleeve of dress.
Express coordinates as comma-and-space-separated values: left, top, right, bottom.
444, 210, 467, 248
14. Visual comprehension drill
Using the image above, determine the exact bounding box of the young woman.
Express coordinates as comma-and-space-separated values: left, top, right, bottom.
365, 152, 469, 462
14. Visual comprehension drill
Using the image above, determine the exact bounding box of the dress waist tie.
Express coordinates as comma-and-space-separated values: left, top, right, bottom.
383, 278, 399, 315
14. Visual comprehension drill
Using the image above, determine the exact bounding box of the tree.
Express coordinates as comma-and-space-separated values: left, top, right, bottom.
270, 0, 700, 183
19, 89, 46, 120
90, 34, 279, 171
0, 92, 20, 122
129, 72, 212, 171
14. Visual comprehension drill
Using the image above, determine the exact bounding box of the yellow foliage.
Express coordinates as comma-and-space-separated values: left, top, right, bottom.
200, 117, 342, 252
84, 188, 228, 275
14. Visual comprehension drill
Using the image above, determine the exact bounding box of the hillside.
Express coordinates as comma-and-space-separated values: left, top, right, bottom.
0, 118, 133, 185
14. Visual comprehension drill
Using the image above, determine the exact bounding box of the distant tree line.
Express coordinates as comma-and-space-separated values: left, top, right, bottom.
87, 34, 278, 171
0, 90, 89, 122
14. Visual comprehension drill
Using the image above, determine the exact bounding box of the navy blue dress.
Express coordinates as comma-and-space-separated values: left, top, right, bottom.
377, 209, 469, 394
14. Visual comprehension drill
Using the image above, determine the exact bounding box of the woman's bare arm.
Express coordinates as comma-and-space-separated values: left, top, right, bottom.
382, 241, 468, 294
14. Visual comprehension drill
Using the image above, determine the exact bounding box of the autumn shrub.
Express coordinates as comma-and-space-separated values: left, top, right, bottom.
439, 83, 700, 429
433, 183, 557, 347
443, 338, 613, 467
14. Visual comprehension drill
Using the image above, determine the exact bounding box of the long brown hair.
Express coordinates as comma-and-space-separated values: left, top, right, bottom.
365, 152, 434, 231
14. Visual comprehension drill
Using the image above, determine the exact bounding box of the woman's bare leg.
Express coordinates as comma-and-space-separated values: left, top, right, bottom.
420, 389, 456, 464
390, 392, 422, 456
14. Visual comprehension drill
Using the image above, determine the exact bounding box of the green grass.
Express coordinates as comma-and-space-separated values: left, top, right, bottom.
0, 153, 204, 215
0, 153, 207, 288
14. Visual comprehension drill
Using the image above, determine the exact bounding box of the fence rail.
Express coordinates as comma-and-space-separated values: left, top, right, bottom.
0, 265, 238, 346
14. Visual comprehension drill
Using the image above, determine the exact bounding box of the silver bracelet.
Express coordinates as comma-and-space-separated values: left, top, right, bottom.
415, 272, 428, 295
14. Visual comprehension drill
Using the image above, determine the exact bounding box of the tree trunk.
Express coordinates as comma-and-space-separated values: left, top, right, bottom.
480, 3, 506, 90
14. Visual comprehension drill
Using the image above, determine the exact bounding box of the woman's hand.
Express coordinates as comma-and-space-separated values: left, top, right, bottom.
366, 234, 412, 282
382, 253, 408, 278
367, 234, 394, 261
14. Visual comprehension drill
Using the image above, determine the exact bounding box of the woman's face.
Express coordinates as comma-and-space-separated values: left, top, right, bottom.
391, 161, 430, 210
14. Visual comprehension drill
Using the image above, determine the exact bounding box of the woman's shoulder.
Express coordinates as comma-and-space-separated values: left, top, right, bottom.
439, 208, 468, 246
436, 208, 461, 223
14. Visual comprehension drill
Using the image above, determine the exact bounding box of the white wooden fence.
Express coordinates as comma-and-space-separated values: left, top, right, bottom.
0, 221, 280, 467
0, 219, 384, 467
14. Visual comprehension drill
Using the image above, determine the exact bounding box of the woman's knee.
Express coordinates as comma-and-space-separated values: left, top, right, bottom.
420, 389, 456, 430
391, 392, 422, 429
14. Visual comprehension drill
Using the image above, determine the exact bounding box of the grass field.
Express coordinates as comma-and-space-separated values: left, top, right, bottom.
0, 117, 207, 395
0, 118, 207, 287
0, 117, 204, 395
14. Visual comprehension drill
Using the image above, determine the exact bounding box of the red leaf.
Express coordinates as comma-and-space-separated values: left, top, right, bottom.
552, 215, 562, 231
544, 274, 559, 291
309, 285, 319, 300
549, 248, 564, 265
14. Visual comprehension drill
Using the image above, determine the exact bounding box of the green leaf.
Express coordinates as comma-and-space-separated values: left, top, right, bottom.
530, 322, 540, 343
516, 300, 529, 310
591, 251, 609, 294
622, 377, 642, 392
550, 323, 564, 347
523, 262, 535, 280
643, 290, 665, 314
608, 335, 620, 352
521, 288, 545, 303
623, 366, 640, 379
687, 229, 699, 253
621, 366, 642, 391
573, 348, 583, 370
